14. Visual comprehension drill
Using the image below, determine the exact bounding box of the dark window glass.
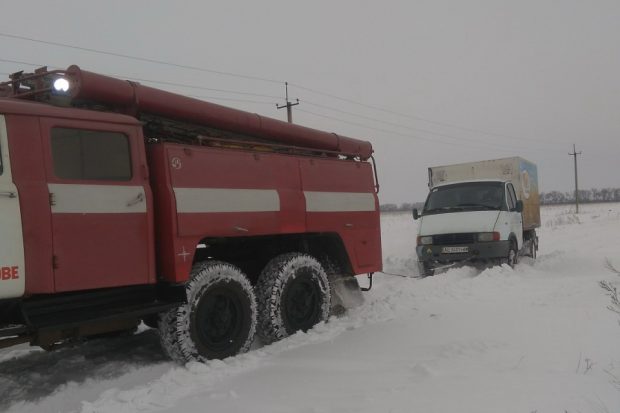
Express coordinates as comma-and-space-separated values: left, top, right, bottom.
51, 128, 132, 181
506, 184, 516, 210
509, 184, 518, 204
423, 182, 505, 215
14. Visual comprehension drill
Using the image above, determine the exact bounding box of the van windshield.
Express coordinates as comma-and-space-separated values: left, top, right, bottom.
423, 182, 505, 215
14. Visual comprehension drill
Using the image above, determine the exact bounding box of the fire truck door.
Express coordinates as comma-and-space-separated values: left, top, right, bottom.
43, 121, 152, 292
0, 115, 25, 299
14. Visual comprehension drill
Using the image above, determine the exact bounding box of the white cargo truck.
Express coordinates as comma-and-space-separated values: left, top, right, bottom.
413, 157, 540, 276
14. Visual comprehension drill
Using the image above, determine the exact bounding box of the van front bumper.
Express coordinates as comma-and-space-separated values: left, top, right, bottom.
416, 240, 511, 264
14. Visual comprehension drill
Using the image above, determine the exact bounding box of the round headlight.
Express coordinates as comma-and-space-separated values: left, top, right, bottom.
53, 78, 70, 93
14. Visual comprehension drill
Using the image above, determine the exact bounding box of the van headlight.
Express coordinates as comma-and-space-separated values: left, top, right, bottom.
417, 236, 433, 245
478, 232, 500, 242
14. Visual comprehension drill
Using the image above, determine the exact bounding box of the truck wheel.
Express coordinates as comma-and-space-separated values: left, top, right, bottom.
159, 261, 257, 363
256, 253, 331, 344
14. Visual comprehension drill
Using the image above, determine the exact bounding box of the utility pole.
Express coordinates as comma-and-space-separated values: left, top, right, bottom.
276, 82, 299, 123
569, 144, 582, 213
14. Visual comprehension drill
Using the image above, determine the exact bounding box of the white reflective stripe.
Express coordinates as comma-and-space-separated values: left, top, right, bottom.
48, 184, 147, 213
174, 188, 280, 213
0, 115, 25, 299
304, 191, 376, 212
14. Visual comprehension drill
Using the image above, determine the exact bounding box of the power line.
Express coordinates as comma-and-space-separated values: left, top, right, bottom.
0, 58, 277, 107
0, 32, 283, 85
0, 32, 570, 146
117, 75, 281, 100
188, 94, 275, 106
302, 100, 559, 149
0, 63, 559, 156
0, 54, 548, 154
0, 50, 565, 151
0, 35, 562, 147
297, 108, 544, 155
0, 57, 48, 68
290, 82, 565, 145
0, 58, 281, 101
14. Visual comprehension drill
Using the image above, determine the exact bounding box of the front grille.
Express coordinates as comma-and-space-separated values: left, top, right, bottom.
433, 233, 475, 245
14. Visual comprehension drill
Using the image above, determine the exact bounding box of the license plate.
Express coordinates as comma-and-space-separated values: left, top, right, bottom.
442, 246, 469, 254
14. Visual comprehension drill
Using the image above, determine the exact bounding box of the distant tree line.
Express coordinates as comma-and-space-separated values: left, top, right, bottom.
380, 187, 620, 211
379, 202, 424, 212
540, 188, 620, 205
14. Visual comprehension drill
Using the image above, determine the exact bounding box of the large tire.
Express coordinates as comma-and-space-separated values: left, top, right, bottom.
159, 261, 257, 363
256, 253, 331, 344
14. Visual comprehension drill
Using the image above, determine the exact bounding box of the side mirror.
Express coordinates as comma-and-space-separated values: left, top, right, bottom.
413, 208, 420, 220
515, 200, 524, 213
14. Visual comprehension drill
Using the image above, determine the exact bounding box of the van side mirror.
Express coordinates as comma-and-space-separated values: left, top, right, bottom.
515, 200, 523, 213
413, 208, 420, 220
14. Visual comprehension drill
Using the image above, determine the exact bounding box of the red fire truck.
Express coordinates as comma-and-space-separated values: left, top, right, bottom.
0, 65, 382, 362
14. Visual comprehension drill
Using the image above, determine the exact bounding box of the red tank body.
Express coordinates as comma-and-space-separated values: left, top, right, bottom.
147, 143, 380, 284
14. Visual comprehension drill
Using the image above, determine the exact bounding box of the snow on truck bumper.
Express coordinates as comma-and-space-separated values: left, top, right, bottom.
416, 240, 511, 264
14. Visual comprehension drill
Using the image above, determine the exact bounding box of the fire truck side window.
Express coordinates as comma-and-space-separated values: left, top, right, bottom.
50, 128, 132, 181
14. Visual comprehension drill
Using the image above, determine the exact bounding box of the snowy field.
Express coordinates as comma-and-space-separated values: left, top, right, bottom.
1, 203, 620, 413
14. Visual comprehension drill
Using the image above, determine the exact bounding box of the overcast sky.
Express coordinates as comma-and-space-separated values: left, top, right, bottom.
1, 0, 618, 203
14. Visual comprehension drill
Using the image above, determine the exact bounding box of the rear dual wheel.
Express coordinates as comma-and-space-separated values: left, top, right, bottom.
159, 253, 332, 362
256, 253, 331, 344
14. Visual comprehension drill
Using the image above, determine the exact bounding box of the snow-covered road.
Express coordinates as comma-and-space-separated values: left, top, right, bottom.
2, 204, 619, 413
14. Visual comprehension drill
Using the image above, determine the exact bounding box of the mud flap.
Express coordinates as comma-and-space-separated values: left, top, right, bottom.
328, 275, 364, 316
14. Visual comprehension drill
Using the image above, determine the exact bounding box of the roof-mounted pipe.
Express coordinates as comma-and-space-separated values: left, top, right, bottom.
64, 65, 373, 160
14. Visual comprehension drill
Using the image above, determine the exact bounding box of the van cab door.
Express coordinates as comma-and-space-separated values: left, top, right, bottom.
506, 183, 523, 249
0, 115, 25, 299
42, 119, 155, 293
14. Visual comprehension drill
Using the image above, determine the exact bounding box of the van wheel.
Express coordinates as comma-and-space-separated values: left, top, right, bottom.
503, 241, 518, 268
159, 261, 257, 363
256, 253, 331, 344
